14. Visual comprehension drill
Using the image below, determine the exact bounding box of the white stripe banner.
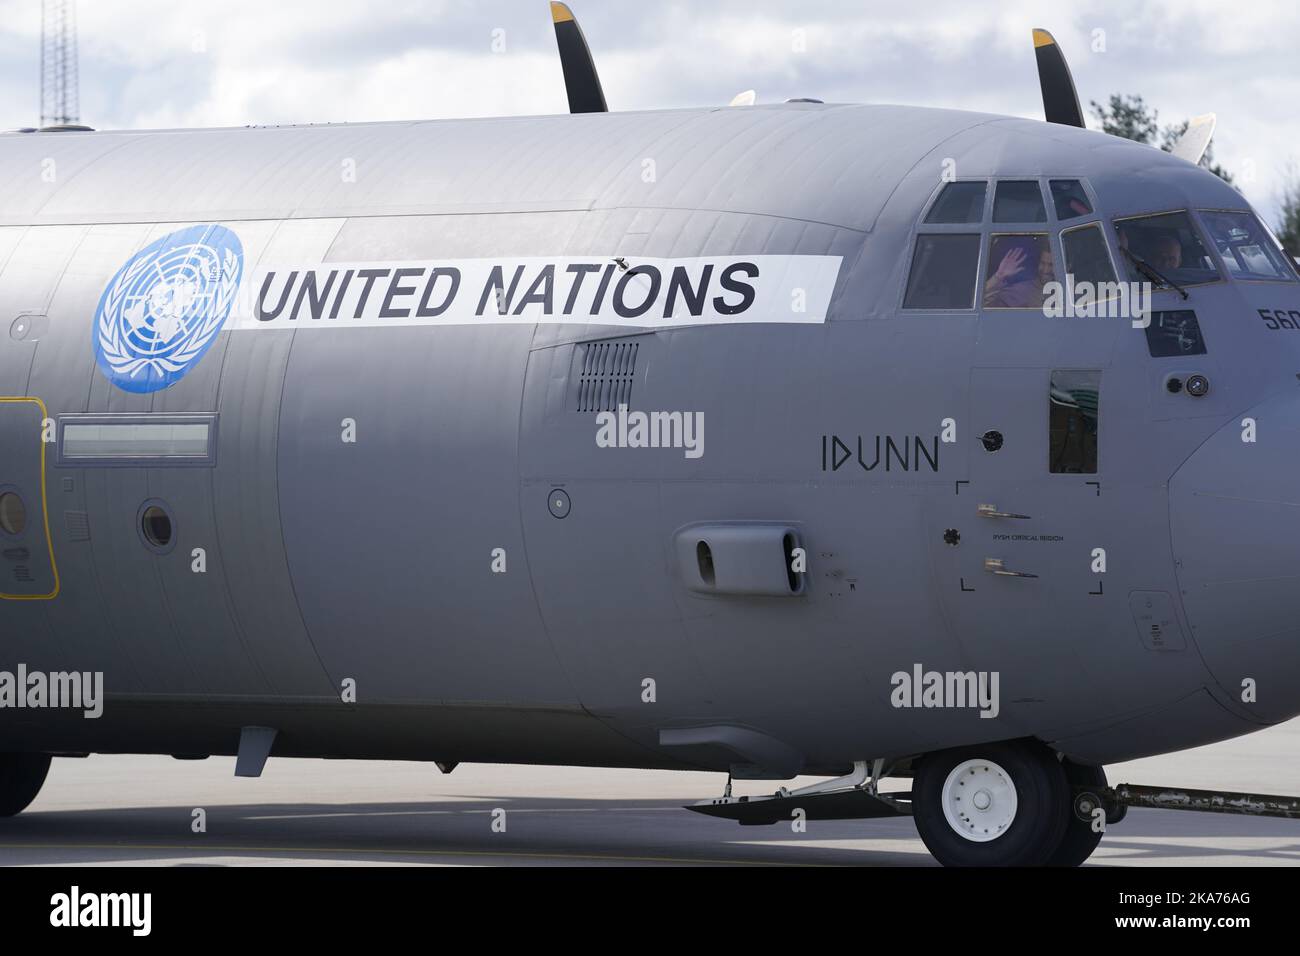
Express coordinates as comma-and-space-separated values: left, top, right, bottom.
227, 255, 842, 330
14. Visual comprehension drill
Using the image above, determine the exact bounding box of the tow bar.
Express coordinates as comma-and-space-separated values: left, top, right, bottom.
688, 765, 1300, 827
1077, 784, 1300, 822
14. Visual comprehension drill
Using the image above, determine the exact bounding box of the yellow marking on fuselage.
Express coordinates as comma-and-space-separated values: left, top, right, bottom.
0, 396, 60, 601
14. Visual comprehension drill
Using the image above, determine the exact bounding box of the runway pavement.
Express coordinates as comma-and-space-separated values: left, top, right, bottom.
4, 720, 1300, 866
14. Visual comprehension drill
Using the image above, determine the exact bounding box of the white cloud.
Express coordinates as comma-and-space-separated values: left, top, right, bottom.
0, 0, 1296, 219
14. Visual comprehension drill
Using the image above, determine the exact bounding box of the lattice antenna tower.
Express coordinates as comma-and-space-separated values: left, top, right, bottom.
40, 0, 80, 128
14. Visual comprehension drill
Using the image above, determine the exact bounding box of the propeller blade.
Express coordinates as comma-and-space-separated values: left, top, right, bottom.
1032, 28, 1085, 128
728, 90, 757, 107
1170, 113, 1217, 166
551, 2, 607, 114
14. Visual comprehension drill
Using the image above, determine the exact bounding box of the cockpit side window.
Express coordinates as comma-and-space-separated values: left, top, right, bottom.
1199, 210, 1297, 281
1114, 211, 1220, 288
903, 235, 981, 310
984, 234, 1055, 309
993, 181, 1047, 223
924, 181, 987, 224
1049, 180, 1093, 222
1061, 224, 1119, 306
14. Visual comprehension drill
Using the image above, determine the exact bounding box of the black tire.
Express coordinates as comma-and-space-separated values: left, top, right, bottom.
0, 753, 51, 817
1046, 761, 1106, 867
913, 739, 1069, 867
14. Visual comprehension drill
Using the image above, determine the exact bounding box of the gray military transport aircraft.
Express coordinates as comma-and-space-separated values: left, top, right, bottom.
2, 6, 1300, 867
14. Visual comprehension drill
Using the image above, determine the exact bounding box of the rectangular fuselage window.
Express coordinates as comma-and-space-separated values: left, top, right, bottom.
1049, 180, 1094, 221
1199, 210, 1297, 281
1049, 370, 1099, 474
993, 181, 1048, 223
58, 416, 217, 466
1061, 224, 1117, 286
1060, 223, 1121, 308
984, 234, 1055, 309
1114, 211, 1220, 288
903, 234, 981, 310
925, 181, 988, 224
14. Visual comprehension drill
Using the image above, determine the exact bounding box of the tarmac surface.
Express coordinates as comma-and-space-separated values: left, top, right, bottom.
4, 720, 1300, 866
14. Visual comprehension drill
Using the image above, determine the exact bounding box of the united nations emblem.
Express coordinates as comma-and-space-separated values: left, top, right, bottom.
93, 225, 243, 394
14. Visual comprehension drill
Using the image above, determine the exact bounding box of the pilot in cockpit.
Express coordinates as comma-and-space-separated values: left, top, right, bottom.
983, 236, 1055, 309
1149, 234, 1183, 272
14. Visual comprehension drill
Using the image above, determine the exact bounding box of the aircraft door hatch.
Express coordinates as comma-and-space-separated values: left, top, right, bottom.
928, 368, 1109, 712
0, 397, 59, 599
961, 366, 1105, 590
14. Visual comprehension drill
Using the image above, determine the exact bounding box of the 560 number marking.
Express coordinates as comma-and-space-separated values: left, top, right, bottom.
1258, 308, 1300, 330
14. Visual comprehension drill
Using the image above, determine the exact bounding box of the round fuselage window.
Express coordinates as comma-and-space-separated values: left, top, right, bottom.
0, 492, 26, 537
137, 501, 177, 553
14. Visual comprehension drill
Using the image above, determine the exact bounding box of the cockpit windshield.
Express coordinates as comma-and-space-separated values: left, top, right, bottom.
1199, 210, 1297, 281
1114, 211, 1220, 289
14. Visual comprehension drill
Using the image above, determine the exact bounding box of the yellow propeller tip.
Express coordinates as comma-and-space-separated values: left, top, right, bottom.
551, 2, 575, 23
1033, 28, 1056, 48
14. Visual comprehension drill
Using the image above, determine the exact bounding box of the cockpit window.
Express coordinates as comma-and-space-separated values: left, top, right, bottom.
903, 235, 981, 310
1061, 224, 1117, 288
1114, 211, 1220, 288
993, 181, 1047, 223
925, 182, 987, 224
1199, 210, 1296, 281
984, 234, 1055, 309
1049, 180, 1093, 221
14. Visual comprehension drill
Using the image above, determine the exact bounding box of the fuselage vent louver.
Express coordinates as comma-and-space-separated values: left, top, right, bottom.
576, 340, 638, 413
65, 511, 91, 542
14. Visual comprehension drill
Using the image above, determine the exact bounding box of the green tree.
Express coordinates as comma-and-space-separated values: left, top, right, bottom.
1278, 164, 1300, 258
1090, 93, 1234, 184
1090, 93, 1158, 144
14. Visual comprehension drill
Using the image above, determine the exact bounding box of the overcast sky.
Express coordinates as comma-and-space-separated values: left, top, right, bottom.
0, 0, 1296, 222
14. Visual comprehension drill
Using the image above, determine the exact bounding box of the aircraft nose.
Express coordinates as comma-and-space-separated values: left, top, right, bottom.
1170, 389, 1300, 723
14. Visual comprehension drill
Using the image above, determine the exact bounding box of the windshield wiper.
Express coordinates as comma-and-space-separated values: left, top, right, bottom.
1122, 247, 1189, 300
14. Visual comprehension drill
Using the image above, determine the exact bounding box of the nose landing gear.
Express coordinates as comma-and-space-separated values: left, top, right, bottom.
912, 739, 1072, 866
691, 730, 1300, 865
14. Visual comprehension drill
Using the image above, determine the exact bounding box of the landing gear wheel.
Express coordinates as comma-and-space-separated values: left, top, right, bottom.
0, 753, 51, 817
1047, 761, 1106, 867
913, 740, 1068, 867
